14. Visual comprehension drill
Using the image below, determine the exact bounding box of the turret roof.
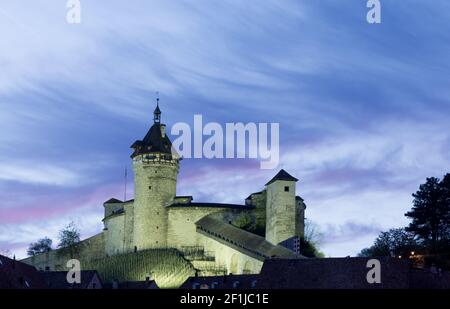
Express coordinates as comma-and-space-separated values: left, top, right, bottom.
131, 101, 173, 157
104, 198, 122, 204
130, 123, 173, 157
265, 169, 298, 186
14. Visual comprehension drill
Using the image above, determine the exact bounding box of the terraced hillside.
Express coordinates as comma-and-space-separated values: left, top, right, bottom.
82, 248, 195, 288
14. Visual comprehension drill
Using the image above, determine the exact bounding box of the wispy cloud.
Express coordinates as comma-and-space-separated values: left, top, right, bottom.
0, 0, 449, 258
0, 204, 103, 259
0, 162, 82, 186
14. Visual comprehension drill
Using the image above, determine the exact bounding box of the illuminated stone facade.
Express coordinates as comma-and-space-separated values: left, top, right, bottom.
23, 104, 306, 283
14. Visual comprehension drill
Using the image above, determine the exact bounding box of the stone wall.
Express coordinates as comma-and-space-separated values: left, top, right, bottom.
22, 232, 106, 271
245, 191, 267, 236
167, 207, 221, 249
123, 201, 134, 252
167, 207, 248, 249
104, 201, 134, 255
253, 190, 267, 230
296, 197, 306, 237
105, 214, 125, 256
104, 201, 123, 218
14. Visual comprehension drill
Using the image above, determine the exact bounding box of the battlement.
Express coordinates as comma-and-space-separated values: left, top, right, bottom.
132, 152, 180, 167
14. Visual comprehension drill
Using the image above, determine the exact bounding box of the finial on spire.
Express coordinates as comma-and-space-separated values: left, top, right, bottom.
154, 92, 161, 124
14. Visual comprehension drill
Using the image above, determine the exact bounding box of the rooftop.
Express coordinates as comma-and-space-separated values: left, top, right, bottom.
265, 169, 298, 186
180, 274, 259, 289
130, 123, 173, 157
130, 103, 173, 157
258, 257, 411, 289
42, 270, 102, 289
0, 255, 46, 289
103, 198, 123, 205
104, 280, 158, 289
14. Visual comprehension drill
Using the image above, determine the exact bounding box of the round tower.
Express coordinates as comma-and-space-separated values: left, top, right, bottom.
131, 101, 180, 250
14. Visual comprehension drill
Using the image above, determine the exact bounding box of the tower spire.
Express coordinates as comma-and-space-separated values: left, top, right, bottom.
153, 93, 161, 124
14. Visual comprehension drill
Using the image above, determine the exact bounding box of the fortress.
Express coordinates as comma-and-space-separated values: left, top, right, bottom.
23, 103, 306, 287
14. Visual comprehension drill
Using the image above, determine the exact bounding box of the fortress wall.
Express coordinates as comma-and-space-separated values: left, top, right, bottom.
199, 234, 263, 275
104, 203, 123, 218
167, 207, 224, 248
167, 208, 254, 249
104, 201, 134, 255
21, 232, 106, 271
105, 214, 125, 256
252, 190, 267, 230
296, 198, 306, 238
124, 202, 134, 252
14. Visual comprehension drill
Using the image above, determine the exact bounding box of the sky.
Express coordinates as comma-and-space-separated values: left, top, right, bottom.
0, 0, 449, 258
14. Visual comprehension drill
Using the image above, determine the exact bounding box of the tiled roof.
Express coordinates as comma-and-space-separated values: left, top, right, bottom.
0, 255, 46, 289
258, 257, 411, 289
131, 123, 173, 157
181, 258, 450, 289
180, 274, 259, 289
104, 280, 159, 290
42, 270, 101, 289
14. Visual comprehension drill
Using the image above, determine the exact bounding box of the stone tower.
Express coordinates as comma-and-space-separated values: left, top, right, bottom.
265, 169, 299, 246
131, 101, 180, 250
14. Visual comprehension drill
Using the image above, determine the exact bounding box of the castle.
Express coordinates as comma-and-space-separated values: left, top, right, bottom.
24, 103, 306, 284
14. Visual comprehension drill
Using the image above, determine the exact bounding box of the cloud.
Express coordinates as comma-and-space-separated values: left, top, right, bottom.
0, 0, 449, 258
0, 188, 112, 258
319, 221, 384, 257
321, 221, 384, 244
0, 162, 82, 186
0, 206, 103, 259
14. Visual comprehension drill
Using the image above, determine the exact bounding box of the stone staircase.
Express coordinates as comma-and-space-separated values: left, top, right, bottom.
179, 246, 227, 276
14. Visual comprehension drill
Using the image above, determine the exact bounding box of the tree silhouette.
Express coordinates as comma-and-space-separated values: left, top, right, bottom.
58, 221, 80, 248
441, 173, 450, 239
57, 221, 82, 259
27, 237, 53, 256
358, 228, 418, 257
405, 175, 450, 253
301, 219, 324, 257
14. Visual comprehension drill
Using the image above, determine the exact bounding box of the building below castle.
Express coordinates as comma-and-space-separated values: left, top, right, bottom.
23, 103, 306, 287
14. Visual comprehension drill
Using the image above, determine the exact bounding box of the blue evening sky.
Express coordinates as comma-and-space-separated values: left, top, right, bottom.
0, 0, 449, 258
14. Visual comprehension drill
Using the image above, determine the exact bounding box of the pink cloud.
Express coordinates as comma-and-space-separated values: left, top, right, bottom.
0, 183, 124, 225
